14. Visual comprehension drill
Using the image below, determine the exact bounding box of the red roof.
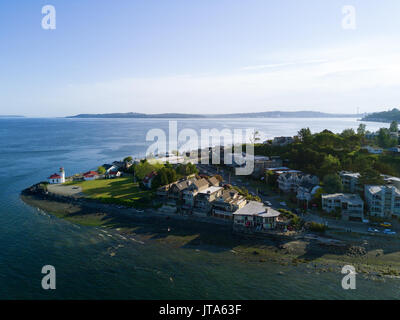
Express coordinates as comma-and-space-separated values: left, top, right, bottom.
48, 173, 61, 179
108, 171, 119, 175
83, 171, 99, 177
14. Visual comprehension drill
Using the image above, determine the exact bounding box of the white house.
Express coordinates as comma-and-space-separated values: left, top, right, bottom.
48, 168, 65, 184
365, 185, 400, 218
322, 193, 364, 221
233, 201, 281, 230
83, 171, 99, 181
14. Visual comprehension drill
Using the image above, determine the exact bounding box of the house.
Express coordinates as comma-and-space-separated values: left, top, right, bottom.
193, 186, 224, 215
339, 171, 362, 193
143, 171, 158, 189
83, 171, 99, 181
296, 183, 321, 205
211, 189, 247, 219
233, 201, 281, 231
272, 136, 294, 146
322, 193, 364, 221
105, 169, 121, 179
365, 185, 400, 218
182, 178, 209, 209
277, 172, 319, 194
169, 177, 197, 201
362, 146, 383, 154
48, 168, 66, 184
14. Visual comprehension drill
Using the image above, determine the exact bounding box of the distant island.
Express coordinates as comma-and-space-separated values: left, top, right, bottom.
0, 115, 24, 118
362, 108, 400, 123
67, 111, 362, 119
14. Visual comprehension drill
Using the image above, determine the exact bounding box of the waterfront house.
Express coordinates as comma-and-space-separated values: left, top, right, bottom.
48, 168, 66, 184
365, 185, 400, 218
182, 178, 209, 209
83, 171, 99, 181
322, 193, 364, 221
193, 186, 224, 216
169, 177, 197, 202
233, 201, 281, 231
211, 189, 247, 220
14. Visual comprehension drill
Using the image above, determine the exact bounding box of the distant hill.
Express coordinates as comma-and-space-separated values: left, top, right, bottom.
67, 111, 361, 119
0, 115, 24, 118
362, 108, 400, 122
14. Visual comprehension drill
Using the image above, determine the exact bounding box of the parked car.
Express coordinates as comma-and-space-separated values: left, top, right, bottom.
264, 201, 272, 206
383, 229, 396, 235
381, 222, 392, 228
368, 227, 379, 233
280, 202, 287, 206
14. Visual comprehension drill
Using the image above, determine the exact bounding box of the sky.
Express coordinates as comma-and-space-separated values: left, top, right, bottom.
0, 0, 400, 117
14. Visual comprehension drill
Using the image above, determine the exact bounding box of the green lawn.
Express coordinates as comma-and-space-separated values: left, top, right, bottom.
72, 177, 154, 207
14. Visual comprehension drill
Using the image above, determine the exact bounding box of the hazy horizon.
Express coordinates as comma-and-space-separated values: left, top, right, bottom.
1, 0, 400, 117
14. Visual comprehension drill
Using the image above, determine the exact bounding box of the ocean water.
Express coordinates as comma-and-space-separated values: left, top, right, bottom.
0, 117, 398, 299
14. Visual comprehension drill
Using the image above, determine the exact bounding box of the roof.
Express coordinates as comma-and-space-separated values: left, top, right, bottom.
322, 193, 363, 204
194, 178, 209, 190
199, 186, 223, 195
339, 171, 360, 178
83, 171, 99, 177
208, 176, 220, 186
233, 201, 280, 218
48, 173, 61, 179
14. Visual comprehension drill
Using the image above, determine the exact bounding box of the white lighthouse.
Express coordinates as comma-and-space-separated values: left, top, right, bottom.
60, 167, 65, 183
48, 167, 66, 184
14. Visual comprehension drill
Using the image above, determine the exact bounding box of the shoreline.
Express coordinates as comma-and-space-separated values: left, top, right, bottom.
20, 187, 400, 280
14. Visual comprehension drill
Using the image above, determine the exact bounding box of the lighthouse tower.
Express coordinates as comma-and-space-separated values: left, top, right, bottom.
60, 167, 66, 183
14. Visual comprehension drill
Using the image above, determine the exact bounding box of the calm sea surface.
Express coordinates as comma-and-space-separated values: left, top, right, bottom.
0, 117, 399, 299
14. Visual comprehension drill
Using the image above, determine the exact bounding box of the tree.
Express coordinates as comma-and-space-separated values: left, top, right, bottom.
357, 123, 366, 136
322, 174, 343, 194
359, 168, 385, 186
97, 166, 106, 174
389, 120, 399, 133
341, 128, 356, 139
123, 156, 133, 162
133, 160, 158, 180
376, 128, 397, 148
319, 154, 341, 176
298, 128, 312, 143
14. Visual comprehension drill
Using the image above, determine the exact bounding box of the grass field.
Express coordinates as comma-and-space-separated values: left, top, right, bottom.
72, 177, 154, 207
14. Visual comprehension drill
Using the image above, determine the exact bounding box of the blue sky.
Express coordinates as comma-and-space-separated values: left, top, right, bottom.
1, 0, 400, 116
